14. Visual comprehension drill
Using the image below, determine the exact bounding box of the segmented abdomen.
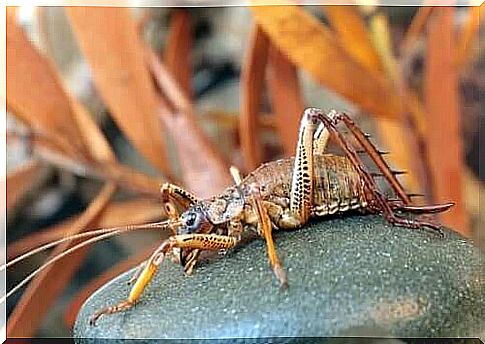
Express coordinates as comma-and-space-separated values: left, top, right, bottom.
312, 155, 368, 216
242, 154, 368, 216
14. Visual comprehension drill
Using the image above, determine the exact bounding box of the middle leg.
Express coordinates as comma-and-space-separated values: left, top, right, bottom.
249, 183, 288, 289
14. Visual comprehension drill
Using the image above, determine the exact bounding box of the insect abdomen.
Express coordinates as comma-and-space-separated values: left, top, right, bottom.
242, 154, 368, 215
312, 155, 368, 216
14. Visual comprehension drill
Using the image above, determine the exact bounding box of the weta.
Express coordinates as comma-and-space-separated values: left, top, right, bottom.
2, 108, 453, 326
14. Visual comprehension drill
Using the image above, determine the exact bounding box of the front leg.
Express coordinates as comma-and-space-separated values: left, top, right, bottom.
90, 233, 240, 325
160, 183, 207, 272
126, 183, 200, 284
160, 182, 198, 224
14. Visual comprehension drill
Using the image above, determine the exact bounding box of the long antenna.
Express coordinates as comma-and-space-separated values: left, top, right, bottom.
2, 221, 169, 271
1, 220, 177, 304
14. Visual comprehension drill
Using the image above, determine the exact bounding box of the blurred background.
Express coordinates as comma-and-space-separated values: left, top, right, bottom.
4, 5, 483, 337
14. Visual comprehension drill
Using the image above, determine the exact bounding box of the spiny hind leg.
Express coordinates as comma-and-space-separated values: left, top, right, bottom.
90, 233, 240, 325
311, 110, 444, 235
313, 109, 337, 155
327, 112, 411, 204
278, 108, 336, 227
328, 112, 453, 215
286, 108, 322, 225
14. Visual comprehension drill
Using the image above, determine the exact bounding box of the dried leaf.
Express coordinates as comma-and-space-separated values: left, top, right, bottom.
7, 183, 116, 337
7, 198, 163, 260
164, 9, 193, 100
424, 8, 469, 235
6, 160, 48, 211
6, 13, 87, 159
366, 13, 424, 196
70, 98, 115, 163
323, 6, 383, 74
250, 4, 403, 120
66, 7, 172, 176
455, 5, 483, 71
101, 161, 164, 198
400, 7, 433, 56
146, 48, 232, 197
6, 6, 17, 17
240, 24, 269, 170
267, 43, 304, 156
26, 140, 163, 198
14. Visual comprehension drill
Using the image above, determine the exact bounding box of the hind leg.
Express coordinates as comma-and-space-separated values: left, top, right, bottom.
259, 108, 333, 229
309, 109, 446, 235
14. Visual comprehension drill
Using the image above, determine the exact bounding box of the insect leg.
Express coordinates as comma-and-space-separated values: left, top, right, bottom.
160, 183, 203, 274
161, 182, 198, 223
127, 184, 197, 284
127, 261, 146, 285
288, 108, 321, 224
90, 233, 239, 325
311, 110, 445, 235
328, 112, 454, 214
329, 112, 411, 204
249, 183, 288, 289
313, 109, 337, 155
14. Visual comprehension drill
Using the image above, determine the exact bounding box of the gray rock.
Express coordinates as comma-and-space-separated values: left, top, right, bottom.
75, 215, 484, 342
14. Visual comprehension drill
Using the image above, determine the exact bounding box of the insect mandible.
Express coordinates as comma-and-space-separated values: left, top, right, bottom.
2, 108, 454, 326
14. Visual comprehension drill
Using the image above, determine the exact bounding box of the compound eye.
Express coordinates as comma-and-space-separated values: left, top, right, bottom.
185, 212, 197, 227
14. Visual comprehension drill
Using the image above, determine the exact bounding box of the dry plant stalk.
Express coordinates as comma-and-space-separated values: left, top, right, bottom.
240, 24, 270, 171
424, 8, 469, 234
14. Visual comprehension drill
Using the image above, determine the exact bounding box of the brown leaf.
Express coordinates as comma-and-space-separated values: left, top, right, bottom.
250, 4, 403, 120
146, 48, 232, 197
6, 6, 18, 17
23, 138, 163, 198
6, 160, 48, 212
70, 98, 115, 163
64, 243, 160, 328
164, 9, 193, 100
267, 43, 304, 156
240, 24, 269, 171
7, 183, 116, 337
101, 161, 164, 198
455, 5, 483, 71
66, 7, 172, 176
366, 13, 425, 197
424, 8, 469, 235
7, 198, 163, 260
400, 7, 434, 56
6, 13, 87, 159
323, 6, 383, 74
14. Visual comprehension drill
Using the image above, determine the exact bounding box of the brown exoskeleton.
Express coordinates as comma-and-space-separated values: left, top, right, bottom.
2, 108, 453, 326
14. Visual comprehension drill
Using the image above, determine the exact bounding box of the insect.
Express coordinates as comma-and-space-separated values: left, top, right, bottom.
2, 108, 453, 326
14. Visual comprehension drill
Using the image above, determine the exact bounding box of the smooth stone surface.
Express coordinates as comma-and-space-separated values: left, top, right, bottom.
75, 215, 484, 341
